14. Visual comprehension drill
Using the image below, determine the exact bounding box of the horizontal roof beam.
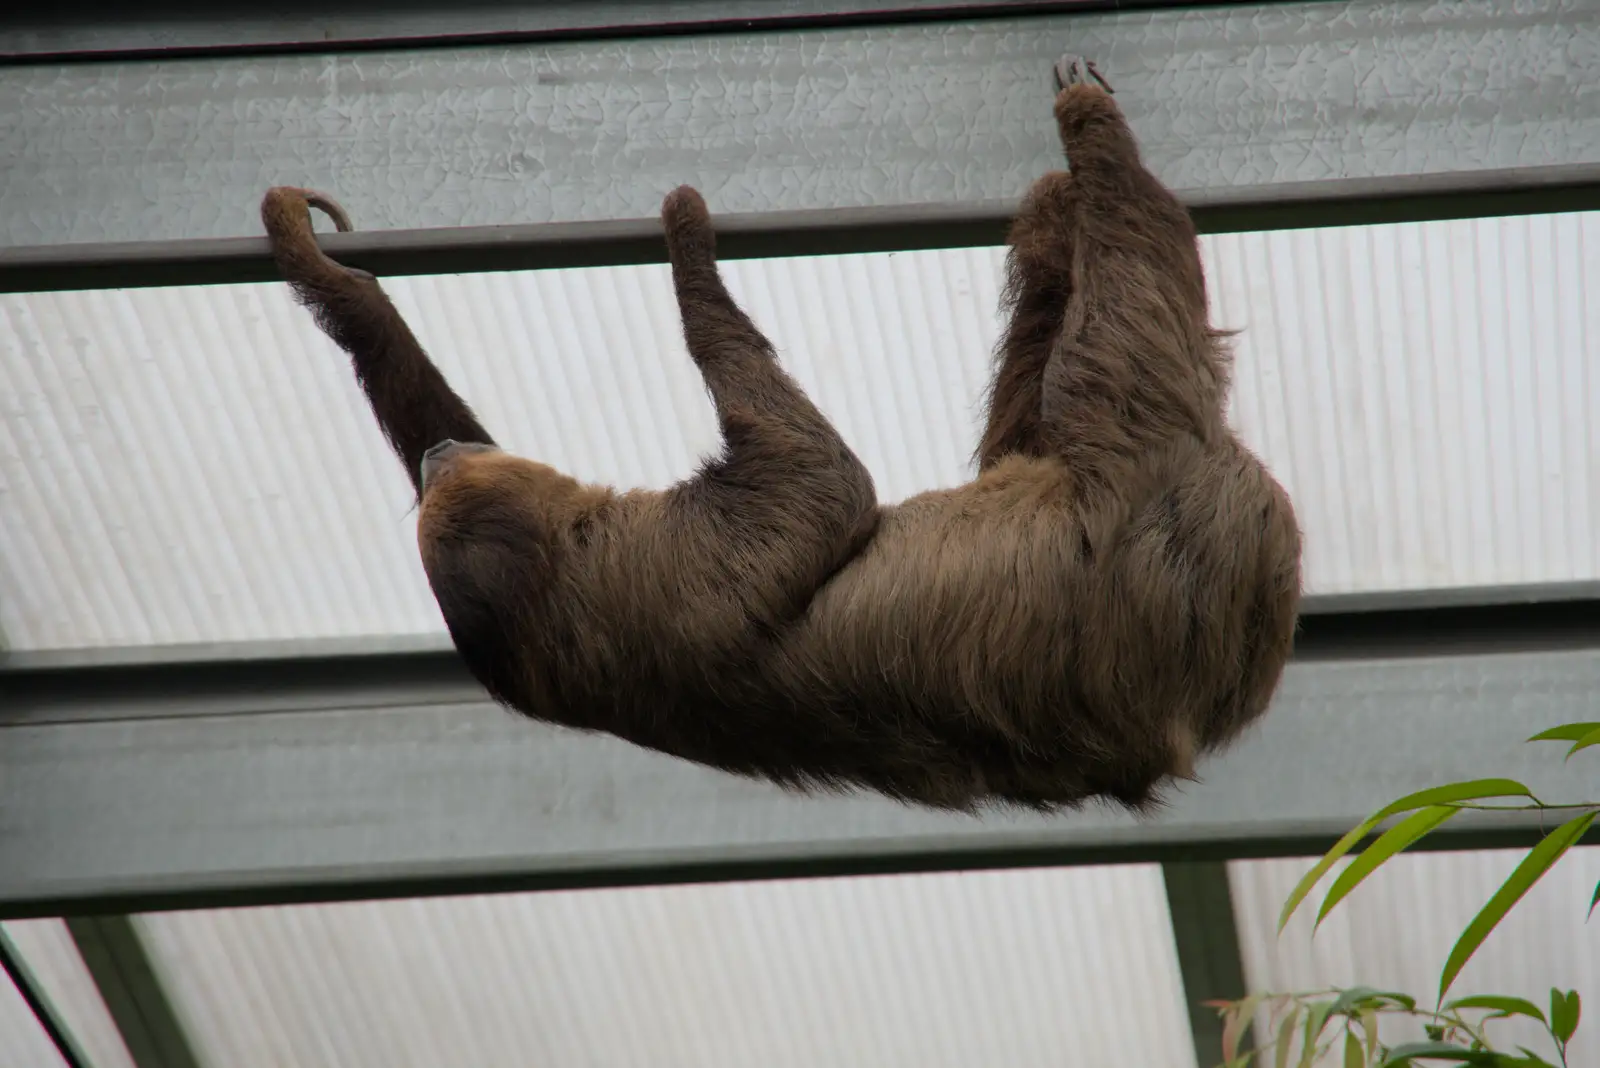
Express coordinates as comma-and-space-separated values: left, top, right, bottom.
1, 0, 1595, 291
7, 166, 1600, 295
4, 591, 1599, 918
0, 2, 1236, 63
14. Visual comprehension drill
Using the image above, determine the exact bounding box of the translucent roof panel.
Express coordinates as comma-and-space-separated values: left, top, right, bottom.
1230, 846, 1600, 1062
2, 210, 1597, 649
130, 864, 1194, 1068
0, 968, 67, 1068
1, 920, 137, 1068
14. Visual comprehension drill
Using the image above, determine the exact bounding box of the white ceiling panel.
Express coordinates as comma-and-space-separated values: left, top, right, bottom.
133, 865, 1195, 1068
1, 211, 1596, 649
0, 966, 67, 1068
0, 920, 136, 1068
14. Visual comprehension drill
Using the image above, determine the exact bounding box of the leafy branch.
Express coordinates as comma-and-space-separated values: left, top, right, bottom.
1207, 986, 1582, 1068
1206, 720, 1599, 1067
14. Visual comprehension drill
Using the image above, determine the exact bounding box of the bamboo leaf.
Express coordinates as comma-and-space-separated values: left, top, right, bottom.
1515, 1048, 1560, 1067
1331, 987, 1388, 1016
1379, 1043, 1494, 1065
1317, 806, 1458, 927
1368, 780, 1534, 822
1223, 995, 1263, 1061
1344, 1029, 1364, 1068
1278, 780, 1532, 932
1299, 1002, 1334, 1068
1589, 879, 1600, 921
1359, 1009, 1381, 1061
1527, 722, 1600, 743
1280, 820, 1386, 933
1444, 996, 1546, 1024
1275, 1005, 1300, 1068
1566, 726, 1600, 759
1550, 988, 1580, 1044
1438, 813, 1597, 1000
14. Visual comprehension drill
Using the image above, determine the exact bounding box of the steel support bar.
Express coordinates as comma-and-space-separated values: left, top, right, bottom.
1, 925, 93, 1068
1164, 862, 1253, 1067
3, 595, 1599, 919
0, 2, 1238, 63
7, 165, 1600, 296
1, 0, 1594, 271
65, 918, 203, 1068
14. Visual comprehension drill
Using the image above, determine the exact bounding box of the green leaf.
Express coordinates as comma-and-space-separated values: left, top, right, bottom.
1274, 1005, 1299, 1068
1360, 1008, 1381, 1063
1527, 722, 1600, 743
1300, 1002, 1334, 1068
1317, 806, 1459, 927
1550, 988, 1580, 1044
1438, 813, 1597, 1000
1380, 1042, 1494, 1065
1223, 995, 1263, 1061
1368, 780, 1534, 823
1278, 780, 1532, 932
1280, 822, 1384, 933
1566, 726, 1600, 759
1443, 996, 1546, 1024
1328, 986, 1416, 1016
1589, 879, 1600, 921
1331, 987, 1387, 1016
1345, 1029, 1364, 1068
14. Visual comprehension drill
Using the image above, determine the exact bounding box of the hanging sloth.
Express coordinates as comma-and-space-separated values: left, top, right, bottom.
259, 56, 1303, 813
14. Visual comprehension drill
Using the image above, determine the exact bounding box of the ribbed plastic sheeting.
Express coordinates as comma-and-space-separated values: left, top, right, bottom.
106, 866, 1192, 1068
2, 211, 1596, 649
0, 920, 137, 1068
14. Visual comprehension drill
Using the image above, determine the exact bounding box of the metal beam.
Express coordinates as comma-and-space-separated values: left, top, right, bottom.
1163, 862, 1253, 1068
3, 595, 1599, 919
7, 166, 1600, 295
65, 918, 202, 1068
0, 2, 1242, 63
0, 0, 1594, 276
1, 925, 93, 1068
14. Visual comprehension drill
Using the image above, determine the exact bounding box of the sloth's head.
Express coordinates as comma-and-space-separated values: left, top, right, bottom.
414, 438, 599, 592
420, 438, 500, 492
413, 438, 559, 701
415, 439, 555, 558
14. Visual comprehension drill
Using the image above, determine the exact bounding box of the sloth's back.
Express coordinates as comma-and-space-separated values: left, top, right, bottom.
763, 440, 1302, 810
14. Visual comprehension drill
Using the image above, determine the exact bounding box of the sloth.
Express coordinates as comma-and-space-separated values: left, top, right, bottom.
259, 56, 1302, 813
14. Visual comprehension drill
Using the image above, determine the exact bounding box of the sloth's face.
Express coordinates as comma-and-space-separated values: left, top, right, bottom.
420, 438, 500, 492
413, 440, 556, 701
415, 440, 573, 587
414, 442, 553, 670
416, 440, 548, 558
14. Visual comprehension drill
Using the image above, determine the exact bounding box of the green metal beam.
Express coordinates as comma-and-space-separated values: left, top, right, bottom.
1163, 862, 1254, 1068
64, 918, 202, 1068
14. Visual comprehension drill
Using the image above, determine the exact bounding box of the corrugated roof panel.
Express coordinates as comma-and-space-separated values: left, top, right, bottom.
1, 212, 1596, 649
0, 970, 67, 1068
1229, 847, 1600, 1064
0, 920, 137, 1068
134, 865, 1195, 1068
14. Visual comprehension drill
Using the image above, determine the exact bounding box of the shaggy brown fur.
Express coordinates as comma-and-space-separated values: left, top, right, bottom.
260, 57, 1302, 813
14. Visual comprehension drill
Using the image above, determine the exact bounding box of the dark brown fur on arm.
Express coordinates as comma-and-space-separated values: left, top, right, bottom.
260, 187, 495, 498
263, 57, 1300, 815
